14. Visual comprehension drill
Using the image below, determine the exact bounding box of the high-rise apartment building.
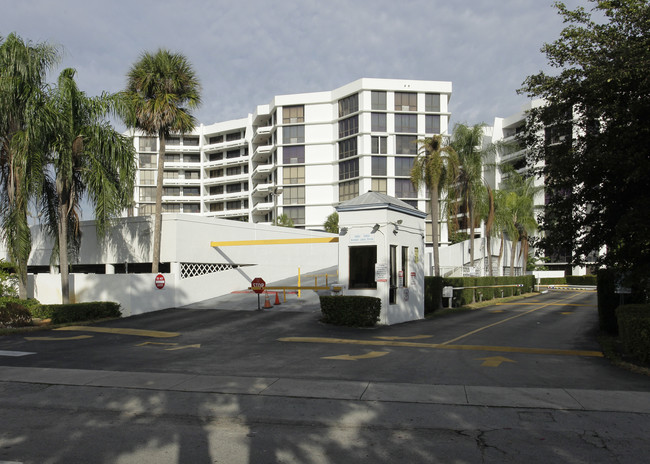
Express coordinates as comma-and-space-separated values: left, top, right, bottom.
131, 78, 452, 245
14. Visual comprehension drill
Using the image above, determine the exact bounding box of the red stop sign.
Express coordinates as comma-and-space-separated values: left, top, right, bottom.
155, 274, 165, 289
251, 277, 266, 294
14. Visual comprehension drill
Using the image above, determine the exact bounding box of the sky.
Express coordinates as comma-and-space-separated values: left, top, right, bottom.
2, 0, 582, 130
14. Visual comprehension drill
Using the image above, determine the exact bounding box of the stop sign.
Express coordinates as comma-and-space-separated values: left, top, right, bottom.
155, 274, 165, 289
251, 277, 266, 294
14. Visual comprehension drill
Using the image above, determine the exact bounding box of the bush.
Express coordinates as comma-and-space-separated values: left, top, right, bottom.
616, 304, 650, 364
424, 276, 444, 314
320, 295, 381, 327
34, 301, 122, 324
0, 301, 32, 328
540, 277, 566, 285
566, 275, 597, 285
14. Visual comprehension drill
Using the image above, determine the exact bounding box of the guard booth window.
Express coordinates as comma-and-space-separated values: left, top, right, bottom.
402, 246, 409, 288
389, 245, 397, 304
349, 246, 377, 289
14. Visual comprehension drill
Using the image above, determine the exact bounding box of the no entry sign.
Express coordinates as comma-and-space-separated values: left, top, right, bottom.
155, 274, 165, 289
251, 277, 266, 294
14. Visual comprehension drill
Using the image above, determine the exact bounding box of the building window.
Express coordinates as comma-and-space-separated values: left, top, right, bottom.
184, 187, 200, 196
284, 206, 305, 225
371, 178, 387, 194
338, 137, 357, 159
371, 113, 387, 132
185, 170, 200, 179
339, 158, 359, 180
425, 115, 441, 134
163, 170, 178, 179
184, 153, 200, 163
371, 91, 386, 110
210, 185, 223, 195
184, 136, 199, 146
284, 186, 305, 205
164, 153, 180, 163
403, 199, 418, 209
226, 183, 241, 193
226, 132, 242, 141
396, 135, 418, 155
139, 137, 157, 152
283, 145, 305, 164
139, 187, 156, 202
338, 115, 359, 138
162, 204, 181, 213
283, 105, 304, 124
139, 153, 156, 168
226, 166, 241, 176
395, 157, 414, 176
209, 169, 223, 178
395, 178, 417, 198
138, 204, 155, 216
140, 170, 156, 185
209, 152, 223, 162
395, 114, 417, 133
425, 93, 441, 112
283, 125, 305, 144
339, 180, 359, 201
226, 149, 240, 159
210, 203, 224, 212
208, 135, 223, 145
167, 136, 181, 145
395, 92, 417, 111
163, 187, 180, 196
183, 203, 200, 213
349, 246, 377, 289
371, 136, 387, 154
226, 200, 241, 211
284, 166, 305, 184
338, 94, 358, 118
372, 156, 387, 176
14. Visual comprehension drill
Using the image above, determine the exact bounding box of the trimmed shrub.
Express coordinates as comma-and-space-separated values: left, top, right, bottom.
566, 275, 597, 286
0, 301, 32, 328
616, 304, 650, 364
424, 276, 444, 314
34, 301, 122, 324
320, 295, 381, 327
540, 277, 566, 285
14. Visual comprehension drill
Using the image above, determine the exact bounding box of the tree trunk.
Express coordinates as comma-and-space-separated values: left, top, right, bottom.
58, 200, 70, 304
431, 184, 440, 277
497, 232, 504, 276
486, 229, 492, 277
509, 237, 517, 277
151, 133, 166, 274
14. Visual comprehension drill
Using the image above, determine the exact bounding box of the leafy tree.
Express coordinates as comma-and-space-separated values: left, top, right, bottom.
45, 68, 136, 303
323, 212, 338, 233
0, 33, 59, 298
122, 49, 201, 273
411, 135, 459, 276
276, 213, 294, 228
519, 0, 650, 287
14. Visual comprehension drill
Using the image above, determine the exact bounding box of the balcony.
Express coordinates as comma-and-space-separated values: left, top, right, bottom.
252, 201, 273, 213
252, 182, 273, 197
162, 178, 201, 186
252, 144, 274, 163
252, 125, 273, 144
252, 163, 275, 180
203, 173, 249, 186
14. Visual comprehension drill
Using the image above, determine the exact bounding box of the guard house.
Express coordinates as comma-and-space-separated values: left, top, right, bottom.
336, 191, 427, 325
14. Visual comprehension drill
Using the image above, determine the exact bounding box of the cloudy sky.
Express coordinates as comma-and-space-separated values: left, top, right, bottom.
2, 0, 581, 129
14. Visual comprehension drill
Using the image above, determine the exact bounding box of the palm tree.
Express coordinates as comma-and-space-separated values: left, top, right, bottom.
449, 123, 489, 267
0, 33, 59, 298
122, 49, 201, 274
411, 135, 459, 276
45, 68, 136, 303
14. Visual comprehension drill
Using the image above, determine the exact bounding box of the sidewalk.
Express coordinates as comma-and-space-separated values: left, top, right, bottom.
2, 365, 649, 414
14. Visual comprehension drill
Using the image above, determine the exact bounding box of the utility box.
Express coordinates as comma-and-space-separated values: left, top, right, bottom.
336, 191, 427, 325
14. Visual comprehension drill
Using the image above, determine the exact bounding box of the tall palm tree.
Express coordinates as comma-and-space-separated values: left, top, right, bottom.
45, 68, 136, 303
122, 49, 201, 274
449, 123, 488, 266
411, 135, 459, 276
0, 33, 59, 298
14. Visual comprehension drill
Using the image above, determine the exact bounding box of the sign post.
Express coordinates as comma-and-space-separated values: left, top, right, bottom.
251, 277, 266, 310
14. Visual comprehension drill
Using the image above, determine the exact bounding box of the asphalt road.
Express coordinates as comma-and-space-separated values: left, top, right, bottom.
1, 289, 650, 464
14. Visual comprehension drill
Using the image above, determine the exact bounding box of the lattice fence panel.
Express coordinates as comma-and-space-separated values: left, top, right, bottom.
181, 263, 234, 279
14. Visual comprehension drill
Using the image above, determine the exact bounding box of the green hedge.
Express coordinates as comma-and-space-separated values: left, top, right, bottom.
540, 276, 597, 286
425, 275, 536, 311
319, 295, 381, 327
32, 301, 122, 324
0, 300, 32, 328
616, 304, 650, 364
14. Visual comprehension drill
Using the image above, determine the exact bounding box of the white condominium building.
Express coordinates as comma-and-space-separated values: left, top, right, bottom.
132, 78, 452, 245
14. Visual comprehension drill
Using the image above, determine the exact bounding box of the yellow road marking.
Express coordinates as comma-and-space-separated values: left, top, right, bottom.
211, 237, 339, 247
374, 335, 432, 341
495, 302, 595, 307
166, 344, 201, 351
322, 351, 389, 361
278, 337, 603, 357
441, 293, 583, 345
24, 335, 93, 341
561, 312, 573, 315
55, 326, 180, 338
476, 356, 516, 367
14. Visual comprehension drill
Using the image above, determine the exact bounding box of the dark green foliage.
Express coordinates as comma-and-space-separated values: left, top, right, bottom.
320, 295, 381, 327
33, 301, 121, 324
616, 304, 650, 364
0, 300, 32, 327
566, 275, 597, 286
540, 277, 567, 285
597, 268, 646, 335
424, 277, 444, 314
